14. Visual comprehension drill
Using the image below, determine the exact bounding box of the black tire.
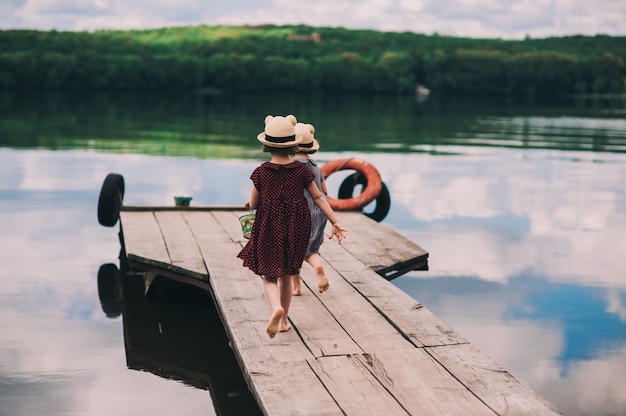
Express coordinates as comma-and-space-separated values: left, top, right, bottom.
97, 173, 125, 227
97, 263, 122, 318
338, 173, 391, 222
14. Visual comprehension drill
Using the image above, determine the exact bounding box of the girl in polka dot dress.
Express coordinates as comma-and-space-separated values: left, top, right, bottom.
237, 115, 347, 339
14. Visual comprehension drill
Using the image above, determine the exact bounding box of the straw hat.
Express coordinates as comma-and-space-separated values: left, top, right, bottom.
257, 115, 302, 148
295, 123, 320, 152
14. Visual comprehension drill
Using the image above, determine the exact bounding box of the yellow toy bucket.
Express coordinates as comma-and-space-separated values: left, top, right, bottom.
239, 210, 256, 239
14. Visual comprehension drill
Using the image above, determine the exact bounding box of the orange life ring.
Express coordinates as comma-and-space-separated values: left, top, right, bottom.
321, 158, 383, 211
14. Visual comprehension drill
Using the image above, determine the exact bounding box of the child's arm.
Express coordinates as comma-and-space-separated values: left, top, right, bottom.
321, 178, 328, 196
307, 182, 347, 243
244, 186, 260, 210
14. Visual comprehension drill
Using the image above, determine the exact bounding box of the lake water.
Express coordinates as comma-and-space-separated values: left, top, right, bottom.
1, 91, 625, 416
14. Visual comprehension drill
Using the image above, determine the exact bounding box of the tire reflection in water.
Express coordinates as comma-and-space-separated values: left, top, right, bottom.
97, 263, 262, 416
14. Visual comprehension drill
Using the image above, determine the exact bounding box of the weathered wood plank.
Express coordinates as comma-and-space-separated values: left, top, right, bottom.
197, 211, 365, 356
184, 211, 262, 308
299, 261, 415, 353
297, 252, 497, 415
153, 211, 207, 280
119, 208, 562, 416
206, 210, 366, 358
211, 209, 250, 244
184, 211, 342, 415
354, 350, 496, 415
120, 210, 170, 266
122, 205, 243, 212
308, 354, 410, 415
287, 281, 364, 357
238, 361, 342, 416
330, 212, 428, 276
320, 239, 468, 347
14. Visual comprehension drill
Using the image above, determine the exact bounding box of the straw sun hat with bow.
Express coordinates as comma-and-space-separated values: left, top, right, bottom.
295, 122, 320, 153
257, 115, 302, 148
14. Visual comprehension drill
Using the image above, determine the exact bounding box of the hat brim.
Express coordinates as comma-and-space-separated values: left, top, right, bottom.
298, 138, 320, 152
257, 132, 302, 148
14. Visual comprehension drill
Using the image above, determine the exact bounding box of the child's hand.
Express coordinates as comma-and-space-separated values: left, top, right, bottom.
244, 199, 251, 209
328, 223, 347, 244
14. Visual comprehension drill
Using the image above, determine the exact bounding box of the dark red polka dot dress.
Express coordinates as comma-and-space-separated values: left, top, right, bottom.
238, 161, 315, 277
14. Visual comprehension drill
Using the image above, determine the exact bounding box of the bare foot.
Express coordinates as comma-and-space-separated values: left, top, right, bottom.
316, 265, 329, 293
279, 320, 292, 333
291, 275, 302, 296
266, 307, 284, 338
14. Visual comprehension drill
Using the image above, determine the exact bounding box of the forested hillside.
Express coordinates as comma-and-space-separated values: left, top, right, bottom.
1, 25, 624, 96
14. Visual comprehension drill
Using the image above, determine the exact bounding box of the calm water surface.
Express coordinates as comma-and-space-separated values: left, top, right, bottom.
1, 92, 625, 416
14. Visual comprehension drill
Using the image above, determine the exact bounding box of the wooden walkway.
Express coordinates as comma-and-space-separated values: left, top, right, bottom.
118, 207, 562, 416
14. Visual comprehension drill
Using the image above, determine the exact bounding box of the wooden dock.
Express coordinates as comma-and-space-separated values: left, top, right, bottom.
117, 207, 562, 416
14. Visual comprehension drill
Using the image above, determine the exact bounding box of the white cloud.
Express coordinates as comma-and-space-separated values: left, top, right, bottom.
545, 346, 626, 416
1, 0, 625, 38
395, 271, 626, 416
351, 148, 626, 291
0, 310, 214, 415
606, 289, 626, 321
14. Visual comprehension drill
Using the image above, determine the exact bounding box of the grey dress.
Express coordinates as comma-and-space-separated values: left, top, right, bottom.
293, 157, 327, 256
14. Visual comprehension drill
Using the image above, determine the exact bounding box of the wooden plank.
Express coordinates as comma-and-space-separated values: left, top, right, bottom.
354, 350, 496, 416
288, 273, 365, 357
300, 264, 490, 414
183, 211, 342, 415
299, 260, 415, 353
309, 238, 557, 415
119, 211, 170, 266
237, 361, 342, 416
308, 354, 409, 415
330, 212, 428, 277
213, 213, 381, 358
119, 208, 562, 416
205, 211, 364, 356
211, 209, 250, 244
320, 240, 468, 347
206, 211, 362, 355
184, 211, 262, 307
426, 344, 563, 416
153, 211, 207, 280
121, 209, 428, 278
122, 205, 245, 211
203, 209, 549, 415
293, 245, 493, 415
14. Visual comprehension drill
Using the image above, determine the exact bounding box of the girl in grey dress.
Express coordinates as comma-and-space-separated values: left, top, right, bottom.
291, 122, 332, 295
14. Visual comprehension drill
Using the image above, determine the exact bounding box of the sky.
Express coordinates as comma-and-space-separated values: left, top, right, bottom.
1, 0, 626, 39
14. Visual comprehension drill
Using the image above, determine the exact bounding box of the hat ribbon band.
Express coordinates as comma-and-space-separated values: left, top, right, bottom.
299, 141, 314, 148
265, 134, 296, 143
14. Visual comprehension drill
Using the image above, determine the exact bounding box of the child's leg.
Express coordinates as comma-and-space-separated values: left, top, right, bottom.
291, 270, 302, 296
262, 276, 284, 338
278, 275, 293, 332
306, 253, 329, 293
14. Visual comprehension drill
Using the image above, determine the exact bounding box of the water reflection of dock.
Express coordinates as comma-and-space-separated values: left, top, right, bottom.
114, 207, 562, 415
97, 262, 263, 415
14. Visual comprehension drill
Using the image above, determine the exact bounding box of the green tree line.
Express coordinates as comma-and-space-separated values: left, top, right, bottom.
1, 25, 624, 96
